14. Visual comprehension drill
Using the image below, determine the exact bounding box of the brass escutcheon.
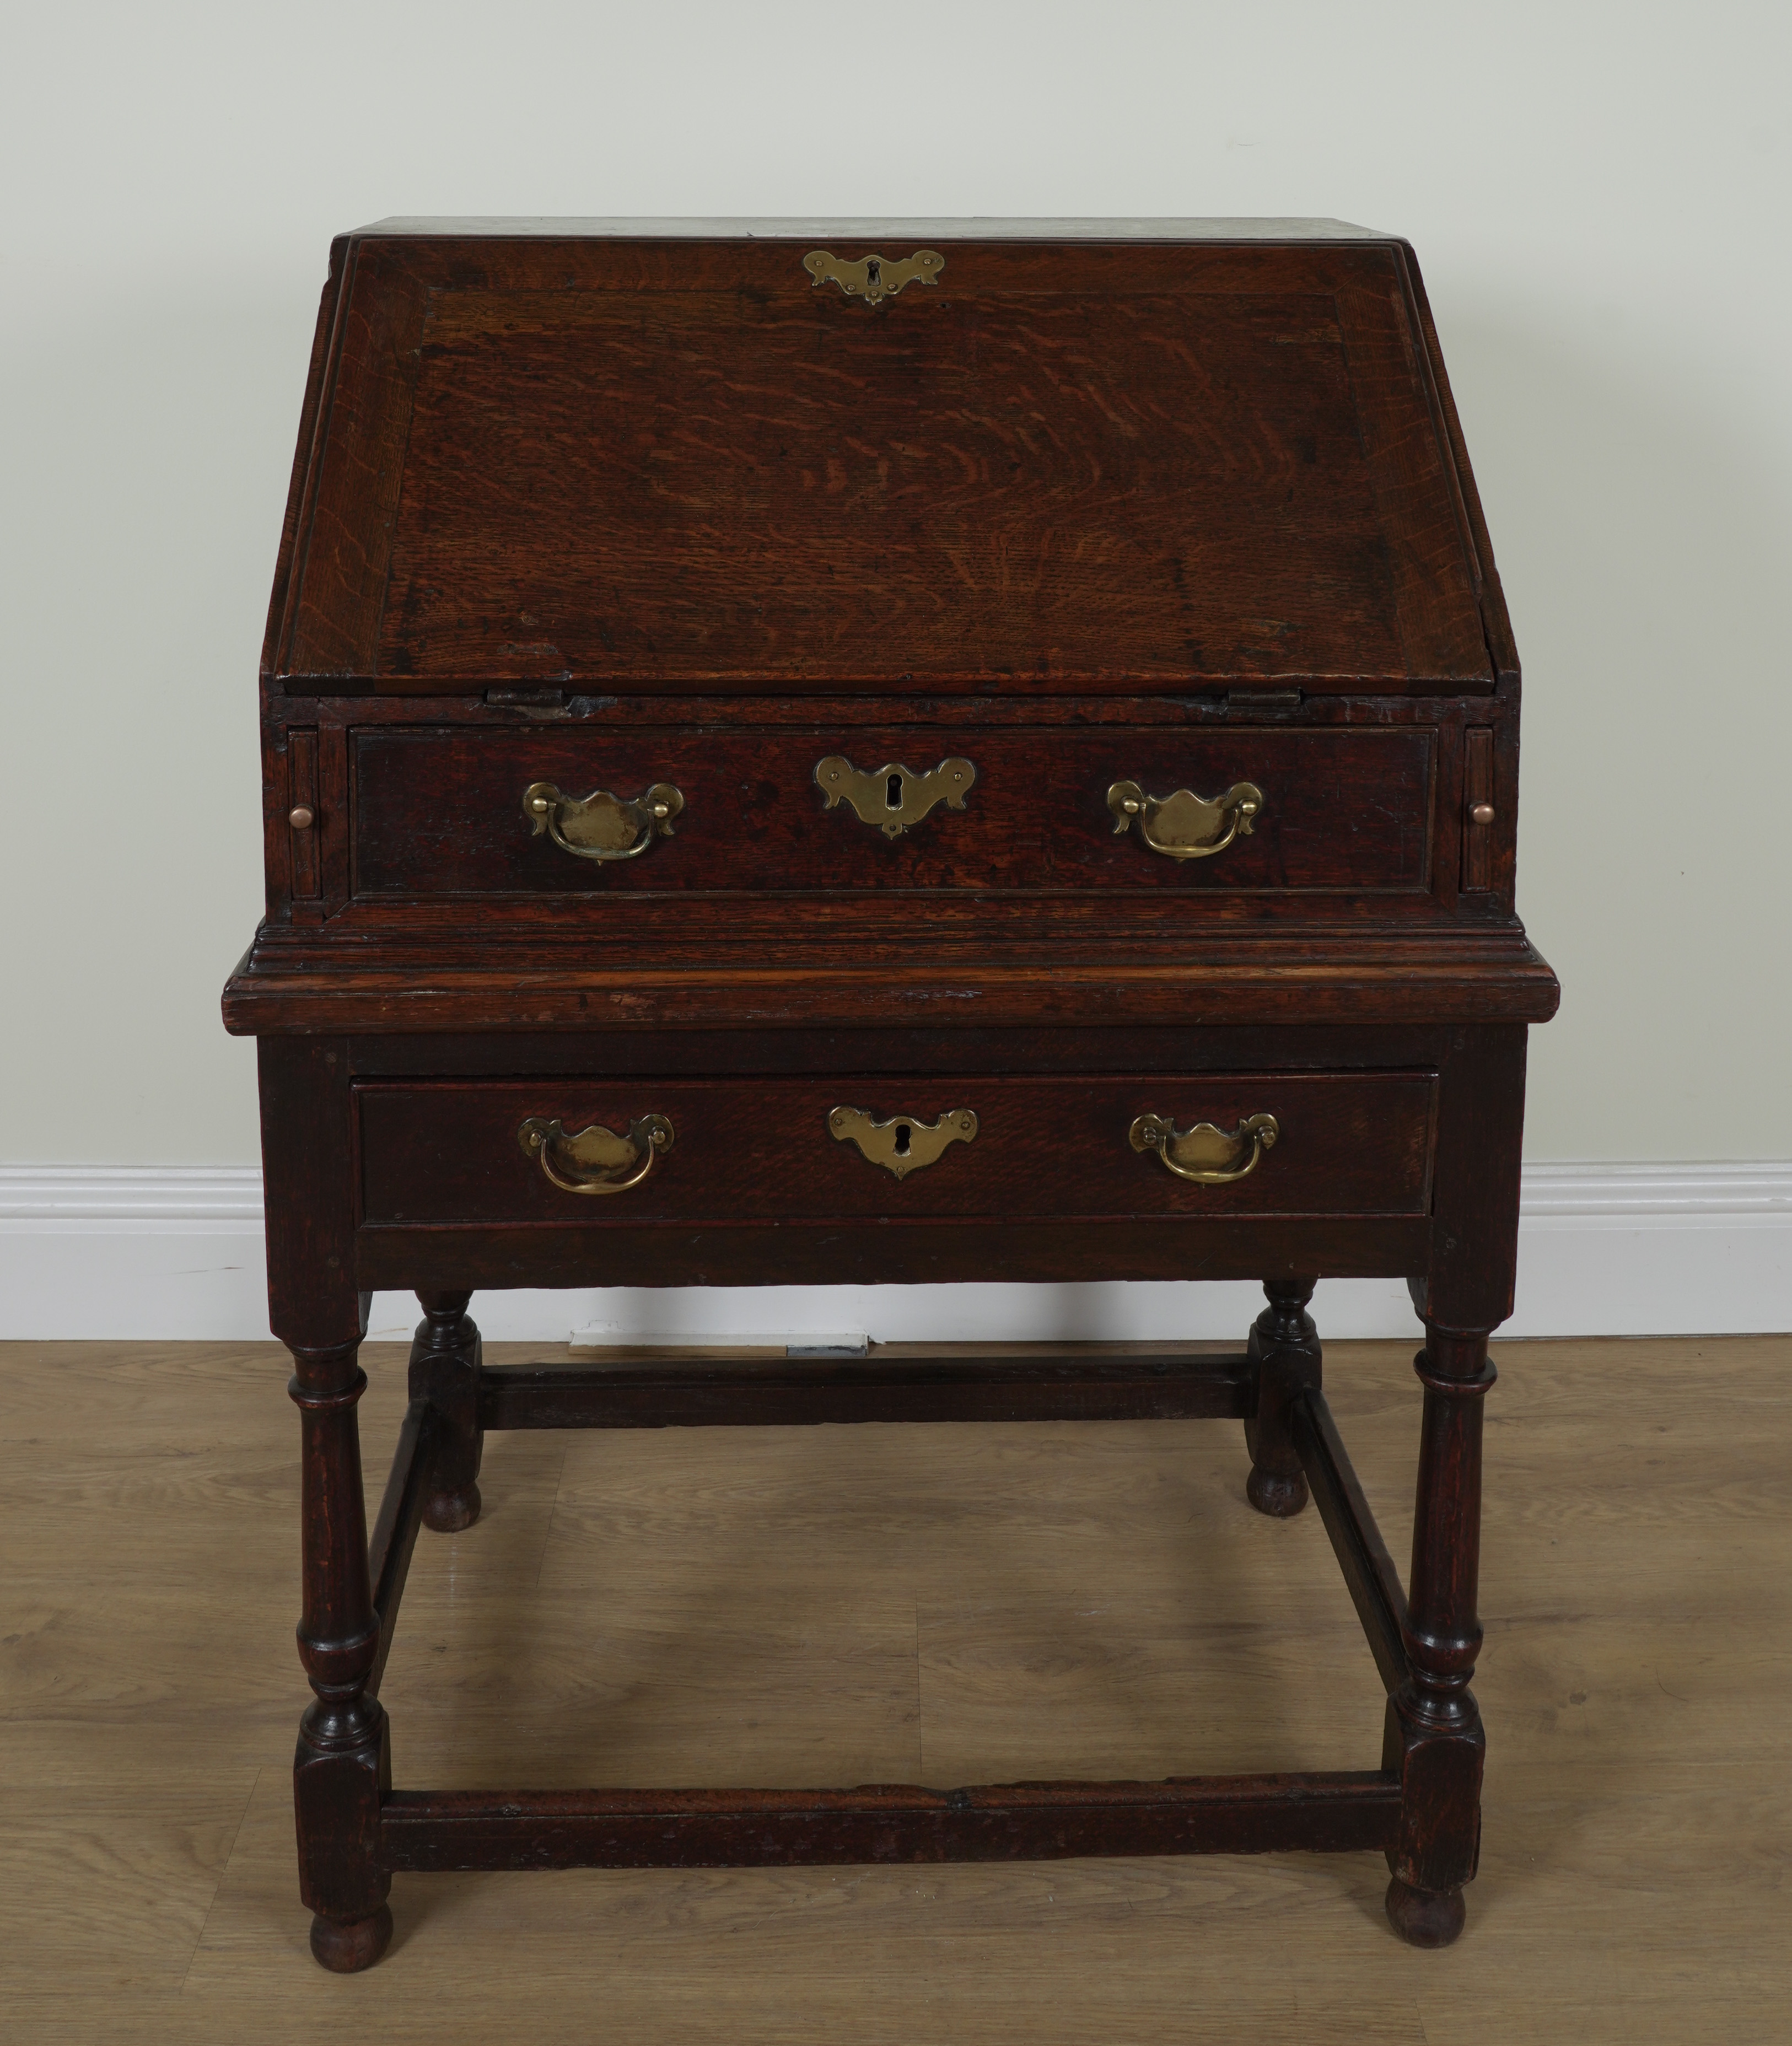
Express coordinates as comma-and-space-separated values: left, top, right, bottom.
830, 1106, 978, 1181
524, 780, 684, 862
1107, 779, 1264, 860
518, 1114, 674, 1196
815, 756, 976, 839
1129, 1112, 1280, 1184
804, 249, 944, 305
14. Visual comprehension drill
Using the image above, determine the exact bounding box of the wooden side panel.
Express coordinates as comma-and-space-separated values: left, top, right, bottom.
281, 246, 428, 677
258, 1037, 366, 1350
1333, 274, 1486, 684
1416, 1026, 1529, 1331
287, 730, 320, 899
261, 239, 348, 679
1393, 244, 1517, 685
1462, 728, 1494, 892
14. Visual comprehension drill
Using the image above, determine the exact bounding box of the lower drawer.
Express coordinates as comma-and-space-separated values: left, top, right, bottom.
357, 1072, 1437, 1225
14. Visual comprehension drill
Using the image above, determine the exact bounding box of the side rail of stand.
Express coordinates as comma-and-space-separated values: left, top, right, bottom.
358, 1352, 1420, 1872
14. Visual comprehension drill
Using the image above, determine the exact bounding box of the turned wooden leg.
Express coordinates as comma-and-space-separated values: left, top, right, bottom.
411, 1290, 484, 1533
1244, 1277, 1321, 1517
289, 1332, 393, 1973
1383, 1324, 1495, 1948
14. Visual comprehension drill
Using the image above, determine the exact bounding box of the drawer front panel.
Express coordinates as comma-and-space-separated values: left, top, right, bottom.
358, 1072, 1437, 1226
351, 727, 1433, 898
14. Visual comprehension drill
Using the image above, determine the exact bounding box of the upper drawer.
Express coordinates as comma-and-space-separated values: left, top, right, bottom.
351, 726, 1434, 897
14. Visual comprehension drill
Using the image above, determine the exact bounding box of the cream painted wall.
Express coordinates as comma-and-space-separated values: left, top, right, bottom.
2, 1, 1788, 1169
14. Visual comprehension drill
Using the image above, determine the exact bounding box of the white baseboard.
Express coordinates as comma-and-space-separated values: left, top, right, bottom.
1, 1162, 1786, 1343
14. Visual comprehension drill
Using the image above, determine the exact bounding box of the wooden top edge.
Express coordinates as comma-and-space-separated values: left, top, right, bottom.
349, 215, 1392, 243
270, 672, 1498, 696
222, 946, 1562, 1035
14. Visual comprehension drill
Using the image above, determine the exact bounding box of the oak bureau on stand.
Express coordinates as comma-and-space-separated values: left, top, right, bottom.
221, 218, 1558, 1970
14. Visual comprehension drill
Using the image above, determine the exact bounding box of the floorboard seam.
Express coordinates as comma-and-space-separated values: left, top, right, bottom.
177, 1764, 262, 1991
912, 1595, 925, 1780
532, 1437, 574, 1595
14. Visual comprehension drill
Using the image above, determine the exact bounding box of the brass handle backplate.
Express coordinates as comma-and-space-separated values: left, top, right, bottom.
518, 1114, 674, 1195
815, 756, 976, 839
1108, 779, 1263, 860
804, 249, 944, 305
830, 1106, 978, 1181
1129, 1112, 1279, 1184
524, 780, 684, 862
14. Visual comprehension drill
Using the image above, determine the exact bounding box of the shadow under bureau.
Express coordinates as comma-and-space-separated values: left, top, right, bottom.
222, 217, 1558, 1970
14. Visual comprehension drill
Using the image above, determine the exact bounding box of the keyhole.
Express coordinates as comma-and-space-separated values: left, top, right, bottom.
894, 1123, 911, 1156
866, 260, 881, 288
886, 773, 903, 809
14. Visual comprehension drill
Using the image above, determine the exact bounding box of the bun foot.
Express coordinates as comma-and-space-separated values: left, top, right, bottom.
1384, 1876, 1466, 1948
424, 1482, 481, 1533
1246, 1466, 1308, 1517
309, 1904, 394, 1972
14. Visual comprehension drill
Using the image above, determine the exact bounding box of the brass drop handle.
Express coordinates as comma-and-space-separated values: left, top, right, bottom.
517, 1114, 674, 1195
1108, 779, 1263, 860
1129, 1112, 1279, 1184
524, 780, 684, 862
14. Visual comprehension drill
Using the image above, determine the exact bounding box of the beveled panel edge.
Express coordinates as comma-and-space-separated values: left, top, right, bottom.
1395, 247, 1519, 685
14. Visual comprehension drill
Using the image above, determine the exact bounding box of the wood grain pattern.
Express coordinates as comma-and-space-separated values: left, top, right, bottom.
278, 243, 427, 677
354, 1215, 1436, 1294
259, 236, 346, 679
3, 1336, 1788, 2038
380, 1775, 1401, 1870
1394, 248, 1519, 687
477, 1345, 1255, 1431
228, 223, 1556, 1962
351, 724, 1436, 898
223, 939, 1559, 1036
268, 234, 1494, 691
1297, 1389, 1409, 1693
357, 1071, 1438, 1226
286, 729, 320, 899
249, 682, 1526, 939
330, 1021, 1480, 1080
1461, 728, 1494, 892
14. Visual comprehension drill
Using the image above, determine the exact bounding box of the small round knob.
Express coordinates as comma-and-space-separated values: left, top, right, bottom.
1470, 802, 1495, 826
288, 805, 314, 830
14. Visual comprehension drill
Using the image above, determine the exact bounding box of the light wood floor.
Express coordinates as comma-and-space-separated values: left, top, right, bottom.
2, 1332, 1787, 2042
